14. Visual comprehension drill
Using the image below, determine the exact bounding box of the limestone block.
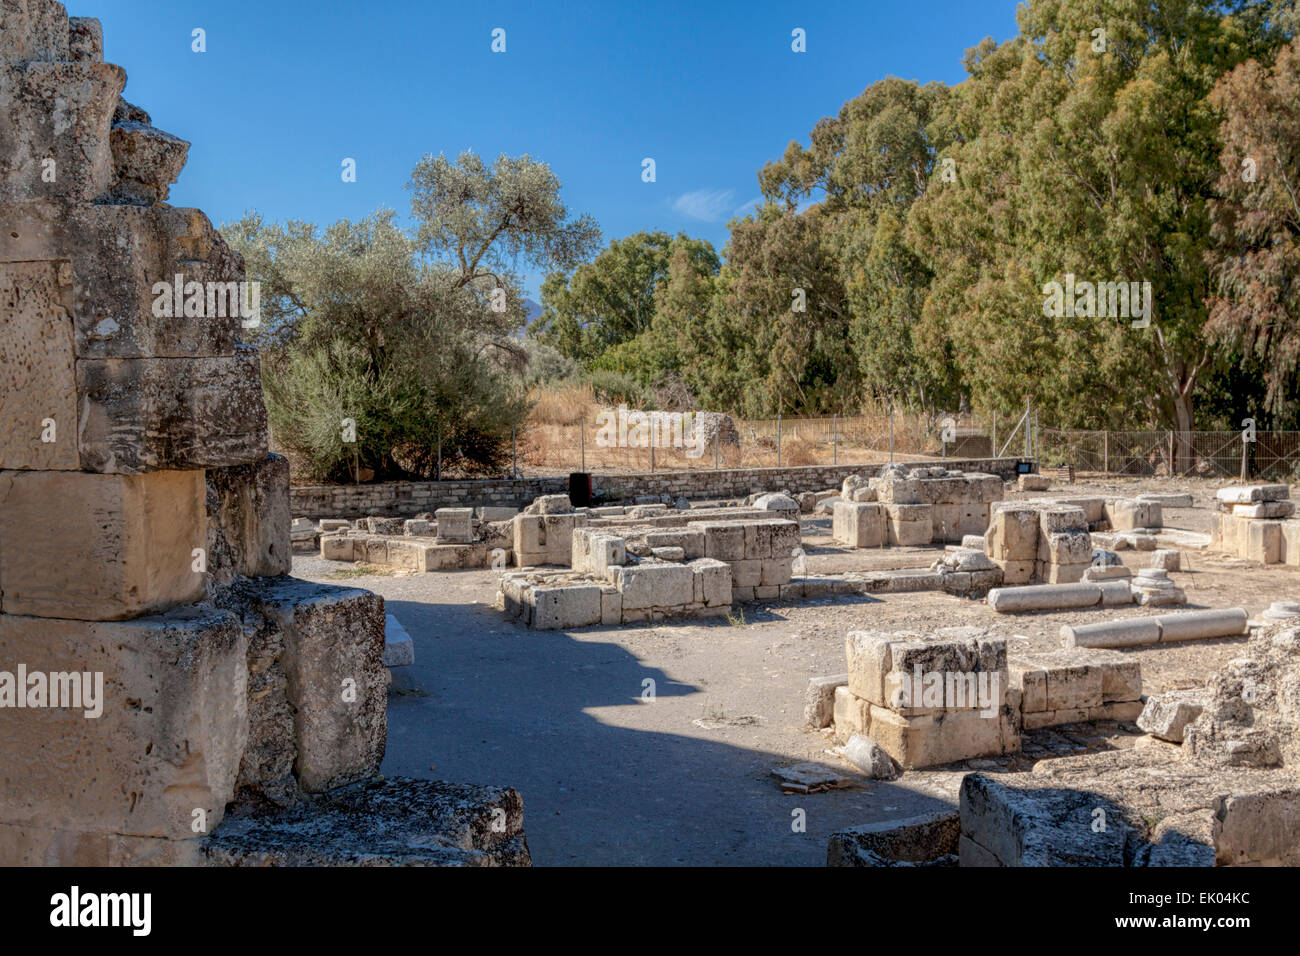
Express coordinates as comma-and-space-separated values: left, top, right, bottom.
729, 558, 761, 588
0, 60, 124, 204
205, 453, 291, 586
998, 559, 1036, 585
1105, 498, 1161, 530
833, 685, 870, 741
434, 507, 473, 544
759, 558, 792, 587
1137, 691, 1204, 742
404, 518, 433, 536
0, 605, 248, 839
1043, 560, 1089, 585
107, 119, 188, 204
1043, 661, 1103, 711
1282, 520, 1300, 566
1018, 474, 1050, 491
76, 347, 268, 473
613, 562, 695, 610
1, 0, 74, 64
1216, 484, 1289, 504
1089, 700, 1144, 722
363, 537, 388, 565
833, 501, 884, 548
0, 259, 79, 470
0, 468, 205, 619
600, 587, 621, 626
1009, 665, 1047, 713
697, 521, 747, 562
0, 202, 246, 360
876, 477, 921, 504
571, 527, 626, 575
1233, 501, 1295, 519
382, 614, 414, 667
885, 504, 933, 546
243, 579, 387, 794
1039, 530, 1091, 566
1039, 507, 1087, 534
1055, 496, 1106, 525
320, 534, 355, 561
846, 628, 1006, 710
644, 528, 704, 558
1148, 549, 1180, 571
986, 506, 1039, 562
804, 674, 848, 728
689, 558, 731, 608
868, 704, 1011, 769
1243, 519, 1282, 564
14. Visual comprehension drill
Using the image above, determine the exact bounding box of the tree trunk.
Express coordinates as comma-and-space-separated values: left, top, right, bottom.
1172, 381, 1194, 476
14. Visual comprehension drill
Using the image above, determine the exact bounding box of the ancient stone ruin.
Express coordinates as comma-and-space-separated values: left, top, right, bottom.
0, 0, 527, 865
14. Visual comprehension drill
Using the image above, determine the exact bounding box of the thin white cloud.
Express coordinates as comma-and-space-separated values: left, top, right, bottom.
672, 188, 736, 222
732, 195, 763, 219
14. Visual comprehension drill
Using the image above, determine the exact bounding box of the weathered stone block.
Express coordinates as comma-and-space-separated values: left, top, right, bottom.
885, 504, 933, 546
986, 506, 1039, 562
1243, 519, 1282, 564
690, 557, 731, 607
243, 579, 387, 794
614, 562, 695, 610
0, 259, 79, 470
0, 468, 205, 619
434, 507, 473, 544
0, 60, 123, 204
0, 605, 248, 839
833, 685, 870, 741
76, 347, 268, 473
205, 453, 290, 586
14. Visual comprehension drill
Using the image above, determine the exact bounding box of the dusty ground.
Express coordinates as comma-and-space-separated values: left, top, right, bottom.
291, 474, 1299, 866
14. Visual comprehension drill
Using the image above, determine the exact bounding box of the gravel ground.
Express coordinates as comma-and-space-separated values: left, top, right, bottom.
290, 475, 1300, 865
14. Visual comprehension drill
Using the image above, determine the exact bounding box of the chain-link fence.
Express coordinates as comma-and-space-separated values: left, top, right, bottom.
1040, 428, 1300, 481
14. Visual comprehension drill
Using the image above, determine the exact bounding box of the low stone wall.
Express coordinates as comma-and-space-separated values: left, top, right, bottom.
291, 458, 1031, 519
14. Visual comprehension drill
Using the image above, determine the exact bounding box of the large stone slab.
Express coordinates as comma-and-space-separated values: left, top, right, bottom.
205, 453, 291, 588
0, 203, 245, 359
0, 605, 248, 840
76, 346, 268, 473
233, 578, 388, 795
0, 260, 79, 470
203, 777, 530, 867
0, 468, 206, 619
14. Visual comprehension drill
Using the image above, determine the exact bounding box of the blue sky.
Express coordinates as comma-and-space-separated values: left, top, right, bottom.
89, 0, 1020, 297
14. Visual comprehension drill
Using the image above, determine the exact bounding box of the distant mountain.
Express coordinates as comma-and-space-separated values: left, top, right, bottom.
523, 298, 543, 325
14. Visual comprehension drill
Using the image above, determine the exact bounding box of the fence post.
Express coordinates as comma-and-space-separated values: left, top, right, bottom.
1241, 433, 1249, 482
650, 423, 655, 473
436, 424, 442, 482
1023, 399, 1031, 459
833, 413, 838, 465
714, 429, 719, 470
512, 426, 517, 478
1103, 430, 1108, 474
991, 412, 997, 460
889, 407, 895, 463
1168, 430, 1174, 476
580, 420, 585, 473
777, 413, 782, 467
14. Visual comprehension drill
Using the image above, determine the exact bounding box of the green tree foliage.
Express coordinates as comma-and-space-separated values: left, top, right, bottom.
228, 153, 600, 481
1207, 35, 1300, 424
533, 230, 719, 365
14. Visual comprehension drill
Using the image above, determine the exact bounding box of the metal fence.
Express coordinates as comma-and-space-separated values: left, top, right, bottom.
513, 411, 994, 475
1039, 429, 1300, 481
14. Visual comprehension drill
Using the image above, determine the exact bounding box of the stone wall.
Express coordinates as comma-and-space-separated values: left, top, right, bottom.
291, 457, 1031, 518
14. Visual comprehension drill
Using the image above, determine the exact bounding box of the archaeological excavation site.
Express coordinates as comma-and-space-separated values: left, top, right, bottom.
0, 0, 1297, 925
